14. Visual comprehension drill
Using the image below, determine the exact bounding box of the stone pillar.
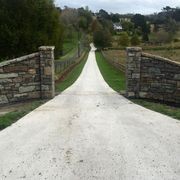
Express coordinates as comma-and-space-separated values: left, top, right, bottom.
39, 46, 55, 99
126, 47, 142, 98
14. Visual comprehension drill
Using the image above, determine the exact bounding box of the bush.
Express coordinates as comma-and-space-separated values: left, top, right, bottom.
131, 33, 140, 45
118, 32, 130, 47
93, 28, 112, 48
0, 0, 64, 59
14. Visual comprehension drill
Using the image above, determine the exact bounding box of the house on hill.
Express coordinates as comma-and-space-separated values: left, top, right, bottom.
113, 23, 123, 31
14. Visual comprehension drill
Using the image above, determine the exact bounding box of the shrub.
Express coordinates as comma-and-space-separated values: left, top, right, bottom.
131, 33, 140, 45
118, 32, 130, 47
93, 28, 112, 48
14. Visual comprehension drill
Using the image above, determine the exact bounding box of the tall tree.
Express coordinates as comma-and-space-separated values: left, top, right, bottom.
131, 14, 150, 41
0, 0, 63, 59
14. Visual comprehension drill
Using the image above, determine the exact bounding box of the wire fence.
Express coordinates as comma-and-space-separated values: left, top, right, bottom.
54, 44, 85, 74
101, 51, 126, 73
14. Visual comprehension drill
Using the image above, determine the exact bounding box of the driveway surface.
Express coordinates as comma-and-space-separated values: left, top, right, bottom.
0, 44, 180, 180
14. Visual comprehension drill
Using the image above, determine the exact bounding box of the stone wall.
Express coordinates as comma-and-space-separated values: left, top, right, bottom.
0, 46, 55, 105
126, 47, 180, 104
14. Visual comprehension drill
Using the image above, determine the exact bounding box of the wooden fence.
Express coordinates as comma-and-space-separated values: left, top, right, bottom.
101, 51, 126, 72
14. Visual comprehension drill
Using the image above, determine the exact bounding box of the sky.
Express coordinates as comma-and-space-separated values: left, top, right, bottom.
55, 0, 180, 14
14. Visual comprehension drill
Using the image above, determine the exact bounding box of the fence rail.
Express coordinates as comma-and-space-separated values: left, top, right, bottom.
55, 45, 85, 74
101, 51, 126, 72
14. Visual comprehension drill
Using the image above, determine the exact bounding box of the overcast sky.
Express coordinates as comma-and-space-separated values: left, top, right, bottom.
55, 0, 180, 14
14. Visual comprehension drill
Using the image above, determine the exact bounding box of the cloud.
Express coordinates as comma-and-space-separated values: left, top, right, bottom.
55, 0, 180, 14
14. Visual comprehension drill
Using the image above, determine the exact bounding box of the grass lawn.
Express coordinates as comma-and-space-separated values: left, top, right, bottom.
58, 47, 77, 61
0, 100, 45, 130
96, 51, 180, 120
132, 99, 180, 120
55, 52, 88, 92
95, 51, 126, 92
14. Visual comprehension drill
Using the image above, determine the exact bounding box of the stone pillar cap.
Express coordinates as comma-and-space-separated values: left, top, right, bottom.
39, 46, 55, 51
126, 47, 142, 52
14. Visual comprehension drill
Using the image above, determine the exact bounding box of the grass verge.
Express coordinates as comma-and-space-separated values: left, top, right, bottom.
95, 51, 180, 120
131, 99, 180, 120
55, 52, 88, 92
95, 51, 126, 92
0, 100, 45, 131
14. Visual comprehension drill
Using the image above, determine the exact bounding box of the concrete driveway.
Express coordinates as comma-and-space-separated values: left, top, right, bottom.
0, 44, 180, 180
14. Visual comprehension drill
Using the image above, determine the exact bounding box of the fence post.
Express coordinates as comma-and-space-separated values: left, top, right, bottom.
126, 47, 142, 98
39, 46, 55, 99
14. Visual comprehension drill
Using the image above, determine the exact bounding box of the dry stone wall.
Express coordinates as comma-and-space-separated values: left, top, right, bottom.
126, 47, 180, 104
0, 46, 55, 105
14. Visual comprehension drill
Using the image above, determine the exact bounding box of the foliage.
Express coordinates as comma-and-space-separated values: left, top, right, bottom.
98, 9, 111, 20
0, 0, 64, 59
131, 33, 140, 45
93, 28, 112, 48
131, 14, 150, 41
121, 21, 134, 34
118, 32, 130, 47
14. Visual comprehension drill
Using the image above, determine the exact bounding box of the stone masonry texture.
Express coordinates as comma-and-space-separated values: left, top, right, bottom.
0, 46, 55, 105
126, 47, 180, 104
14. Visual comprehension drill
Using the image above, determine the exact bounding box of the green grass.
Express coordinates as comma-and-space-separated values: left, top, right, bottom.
61, 32, 78, 56
0, 100, 45, 130
132, 99, 180, 120
58, 47, 77, 61
55, 53, 88, 92
95, 51, 126, 92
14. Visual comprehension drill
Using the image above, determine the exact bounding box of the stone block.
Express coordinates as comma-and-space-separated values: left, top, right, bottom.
28, 92, 40, 99
177, 81, 180, 88
148, 67, 161, 74
14, 93, 28, 98
28, 69, 36, 75
132, 73, 140, 79
174, 74, 180, 80
0, 95, 8, 104
19, 86, 35, 93
0, 85, 4, 90
41, 85, 49, 91
44, 67, 52, 76
13, 77, 23, 83
0, 73, 18, 79
3, 66, 28, 73
139, 92, 148, 98
127, 92, 135, 97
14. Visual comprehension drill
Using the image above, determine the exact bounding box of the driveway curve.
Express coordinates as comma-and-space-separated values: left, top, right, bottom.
0, 44, 180, 180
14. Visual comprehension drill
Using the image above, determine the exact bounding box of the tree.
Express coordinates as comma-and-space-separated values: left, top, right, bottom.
78, 7, 93, 31
0, 0, 64, 59
118, 32, 130, 47
131, 33, 140, 45
131, 14, 150, 41
93, 27, 112, 48
111, 13, 120, 23
98, 9, 110, 20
